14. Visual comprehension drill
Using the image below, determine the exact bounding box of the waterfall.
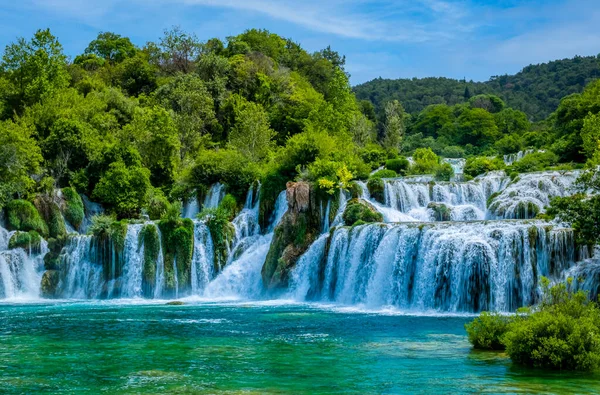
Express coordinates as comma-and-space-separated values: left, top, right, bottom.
153, 224, 165, 299
322, 199, 332, 233
183, 183, 226, 219
203, 188, 287, 299
63, 235, 103, 299
204, 183, 225, 209
487, 171, 578, 219
190, 220, 214, 294
290, 221, 576, 312
120, 224, 145, 298
80, 195, 103, 234
0, 226, 47, 299
441, 158, 466, 176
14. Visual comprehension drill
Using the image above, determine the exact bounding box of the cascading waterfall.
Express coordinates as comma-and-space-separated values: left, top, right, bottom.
203, 190, 288, 299
183, 183, 226, 219
190, 220, 214, 294
487, 171, 578, 219
5, 169, 597, 313
0, 226, 47, 299
290, 221, 576, 312
63, 235, 103, 299
119, 224, 145, 298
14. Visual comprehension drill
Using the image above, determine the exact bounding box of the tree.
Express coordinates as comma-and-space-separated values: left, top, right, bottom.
457, 108, 499, 147
0, 120, 42, 208
116, 52, 157, 96
382, 100, 405, 151
1, 29, 69, 112
83, 32, 137, 63
92, 161, 151, 219
349, 113, 375, 147
581, 112, 600, 161
469, 94, 505, 113
157, 26, 202, 74
228, 96, 274, 162
123, 106, 180, 188
156, 74, 217, 160
42, 118, 95, 184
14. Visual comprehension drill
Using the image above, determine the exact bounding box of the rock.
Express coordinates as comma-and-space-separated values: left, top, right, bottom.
342, 199, 383, 226
166, 301, 184, 305
427, 203, 452, 222
41, 270, 60, 298
262, 182, 322, 290
286, 181, 310, 212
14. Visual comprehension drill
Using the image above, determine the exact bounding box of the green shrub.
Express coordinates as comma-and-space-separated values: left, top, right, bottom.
62, 187, 84, 230
371, 169, 397, 179
360, 145, 388, 170
8, 231, 42, 253
410, 148, 440, 174
509, 151, 559, 173
6, 200, 48, 236
503, 279, 600, 371
434, 163, 454, 181
146, 188, 170, 220
342, 199, 383, 226
385, 157, 410, 175
465, 312, 511, 350
463, 156, 505, 178
366, 178, 385, 203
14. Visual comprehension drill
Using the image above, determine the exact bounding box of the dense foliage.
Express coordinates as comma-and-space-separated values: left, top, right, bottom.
355, 55, 600, 121
466, 278, 600, 371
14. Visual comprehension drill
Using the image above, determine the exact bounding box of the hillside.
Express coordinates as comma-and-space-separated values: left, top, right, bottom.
354, 55, 600, 121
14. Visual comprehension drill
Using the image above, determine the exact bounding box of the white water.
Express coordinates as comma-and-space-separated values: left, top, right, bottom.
183, 183, 226, 219
0, 226, 47, 299
290, 221, 575, 312
202, 189, 288, 299
487, 171, 578, 219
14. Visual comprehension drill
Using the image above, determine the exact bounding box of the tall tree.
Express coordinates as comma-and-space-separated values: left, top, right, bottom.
382, 100, 405, 151
83, 32, 137, 63
228, 96, 274, 162
1, 29, 69, 112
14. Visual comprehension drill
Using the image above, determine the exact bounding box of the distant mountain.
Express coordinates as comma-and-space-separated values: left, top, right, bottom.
353, 55, 600, 121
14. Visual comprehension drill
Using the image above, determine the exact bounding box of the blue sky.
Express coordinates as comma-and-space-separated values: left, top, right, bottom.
1, 0, 599, 85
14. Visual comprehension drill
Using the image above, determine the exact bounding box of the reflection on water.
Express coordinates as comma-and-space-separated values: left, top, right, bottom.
0, 302, 598, 394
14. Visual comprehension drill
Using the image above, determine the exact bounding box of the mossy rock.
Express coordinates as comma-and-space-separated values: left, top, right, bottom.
342, 199, 383, 226
140, 224, 161, 298
428, 203, 452, 222
5, 200, 48, 237
62, 187, 85, 230
366, 178, 385, 203
41, 270, 60, 298
486, 192, 501, 207
166, 301, 184, 305
347, 181, 362, 199
158, 218, 194, 296
8, 231, 42, 253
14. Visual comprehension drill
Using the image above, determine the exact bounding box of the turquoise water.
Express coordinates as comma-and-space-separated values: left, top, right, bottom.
0, 301, 598, 394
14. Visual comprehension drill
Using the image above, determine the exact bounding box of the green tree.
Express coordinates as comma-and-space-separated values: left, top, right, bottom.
123, 106, 180, 188
382, 100, 405, 151
156, 74, 217, 160
92, 161, 151, 218
581, 112, 600, 161
157, 26, 202, 74
228, 96, 275, 162
1, 29, 69, 112
0, 120, 42, 208
457, 108, 500, 147
83, 32, 137, 63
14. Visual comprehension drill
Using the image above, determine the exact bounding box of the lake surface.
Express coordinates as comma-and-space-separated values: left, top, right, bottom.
0, 300, 597, 394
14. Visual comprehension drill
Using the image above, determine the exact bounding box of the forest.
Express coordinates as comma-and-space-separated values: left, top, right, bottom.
1, 27, 600, 246
354, 55, 600, 121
